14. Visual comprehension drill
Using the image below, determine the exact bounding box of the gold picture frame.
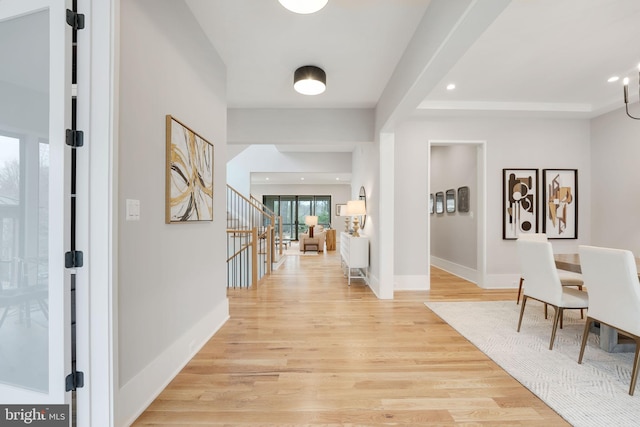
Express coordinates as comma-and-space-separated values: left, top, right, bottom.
165, 115, 214, 223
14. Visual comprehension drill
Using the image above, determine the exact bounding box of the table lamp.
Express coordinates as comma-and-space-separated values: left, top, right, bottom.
305, 215, 318, 238
346, 200, 366, 237
338, 205, 350, 232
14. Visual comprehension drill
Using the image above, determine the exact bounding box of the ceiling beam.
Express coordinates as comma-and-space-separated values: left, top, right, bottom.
375, 0, 511, 133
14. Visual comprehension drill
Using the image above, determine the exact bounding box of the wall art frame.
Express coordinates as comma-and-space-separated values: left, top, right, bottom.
457, 186, 470, 213
542, 168, 578, 239
165, 115, 214, 223
446, 189, 456, 213
435, 192, 444, 214
503, 168, 538, 239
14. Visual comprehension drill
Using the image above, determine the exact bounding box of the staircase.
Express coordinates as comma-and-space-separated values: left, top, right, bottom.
226, 185, 283, 288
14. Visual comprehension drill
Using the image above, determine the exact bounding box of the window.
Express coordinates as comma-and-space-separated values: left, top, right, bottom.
263, 195, 331, 240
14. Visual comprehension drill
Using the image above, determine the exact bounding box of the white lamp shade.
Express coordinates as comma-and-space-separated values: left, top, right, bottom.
279, 0, 328, 14
346, 200, 366, 216
305, 215, 318, 226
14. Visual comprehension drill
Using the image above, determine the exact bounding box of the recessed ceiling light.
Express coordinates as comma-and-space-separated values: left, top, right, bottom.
608, 76, 620, 83
279, 0, 328, 14
446, 83, 456, 90
335, 177, 340, 181
301, 177, 305, 181
265, 177, 270, 181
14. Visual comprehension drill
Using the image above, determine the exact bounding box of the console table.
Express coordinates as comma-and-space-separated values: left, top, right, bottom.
340, 232, 369, 285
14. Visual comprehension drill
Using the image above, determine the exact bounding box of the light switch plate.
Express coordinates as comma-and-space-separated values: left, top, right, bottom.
126, 199, 140, 221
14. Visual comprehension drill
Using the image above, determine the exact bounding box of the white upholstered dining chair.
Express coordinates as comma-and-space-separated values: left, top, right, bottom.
516, 233, 584, 309
577, 245, 640, 395
516, 239, 589, 350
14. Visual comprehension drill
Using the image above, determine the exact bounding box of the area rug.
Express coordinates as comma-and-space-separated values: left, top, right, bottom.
283, 242, 319, 256
424, 300, 640, 427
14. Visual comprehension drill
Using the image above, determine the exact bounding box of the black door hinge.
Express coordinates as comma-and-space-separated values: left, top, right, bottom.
65, 251, 84, 269
65, 371, 84, 391
66, 9, 85, 30
66, 129, 84, 147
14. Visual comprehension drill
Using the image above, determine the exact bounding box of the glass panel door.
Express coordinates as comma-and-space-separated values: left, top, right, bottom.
0, 0, 71, 405
280, 196, 295, 240
263, 195, 333, 240
314, 196, 330, 228
297, 196, 313, 236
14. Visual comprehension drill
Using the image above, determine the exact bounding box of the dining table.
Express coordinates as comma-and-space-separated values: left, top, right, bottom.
554, 253, 640, 353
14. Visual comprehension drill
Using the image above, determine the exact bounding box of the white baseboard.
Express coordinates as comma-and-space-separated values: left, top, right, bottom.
430, 256, 478, 284
394, 275, 429, 291
366, 271, 393, 300
117, 298, 229, 426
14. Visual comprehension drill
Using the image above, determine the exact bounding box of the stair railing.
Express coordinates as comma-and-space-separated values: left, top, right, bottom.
250, 195, 284, 256
226, 185, 279, 288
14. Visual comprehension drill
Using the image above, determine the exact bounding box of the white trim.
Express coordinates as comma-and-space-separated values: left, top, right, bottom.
417, 100, 592, 113
430, 256, 477, 284
117, 299, 230, 426
394, 275, 429, 291
75, 0, 119, 424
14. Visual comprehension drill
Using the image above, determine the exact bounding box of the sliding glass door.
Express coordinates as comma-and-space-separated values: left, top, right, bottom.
264, 195, 331, 240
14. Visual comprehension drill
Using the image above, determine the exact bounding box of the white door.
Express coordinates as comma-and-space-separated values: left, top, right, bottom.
0, 0, 72, 410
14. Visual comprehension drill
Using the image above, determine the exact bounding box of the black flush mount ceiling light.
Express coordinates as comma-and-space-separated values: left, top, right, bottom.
279, 0, 328, 14
294, 65, 326, 95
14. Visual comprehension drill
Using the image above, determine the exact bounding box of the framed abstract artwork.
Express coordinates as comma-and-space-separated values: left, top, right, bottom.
503, 169, 538, 239
165, 115, 214, 223
542, 169, 577, 239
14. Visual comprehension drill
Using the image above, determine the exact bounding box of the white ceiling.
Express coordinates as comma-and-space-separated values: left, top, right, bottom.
419, 0, 640, 118
184, 0, 640, 184
185, 0, 432, 108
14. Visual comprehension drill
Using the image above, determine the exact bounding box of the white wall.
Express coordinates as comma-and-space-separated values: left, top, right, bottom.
352, 141, 383, 296
591, 107, 640, 254
228, 108, 374, 144
227, 145, 352, 195
394, 117, 591, 288
430, 145, 477, 269
116, 0, 228, 424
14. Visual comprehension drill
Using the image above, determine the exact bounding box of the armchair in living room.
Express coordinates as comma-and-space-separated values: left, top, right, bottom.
299, 225, 326, 252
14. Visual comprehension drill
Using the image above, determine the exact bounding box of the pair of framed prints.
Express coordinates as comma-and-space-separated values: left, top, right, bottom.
503, 168, 577, 240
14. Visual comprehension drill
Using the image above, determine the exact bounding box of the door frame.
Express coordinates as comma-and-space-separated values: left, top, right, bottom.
74, 0, 117, 425
427, 140, 487, 287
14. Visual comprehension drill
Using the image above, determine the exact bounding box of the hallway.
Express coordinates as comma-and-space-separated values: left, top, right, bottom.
132, 251, 567, 425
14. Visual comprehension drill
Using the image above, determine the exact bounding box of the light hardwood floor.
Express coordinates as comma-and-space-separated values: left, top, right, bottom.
133, 249, 569, 426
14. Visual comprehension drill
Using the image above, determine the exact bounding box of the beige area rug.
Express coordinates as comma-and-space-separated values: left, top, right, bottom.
424, 300, 640, 427
282, 241, 320, 256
